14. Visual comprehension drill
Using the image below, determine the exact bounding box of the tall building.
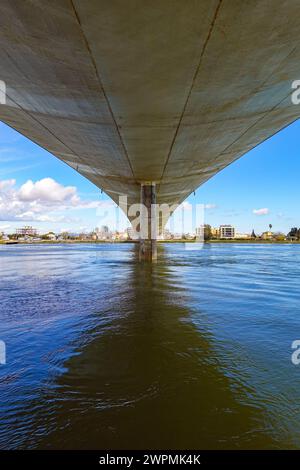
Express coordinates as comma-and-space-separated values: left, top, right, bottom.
95, 225, 111, 240
195, 226, 204, 239
219, 225, 235, 239
16, 226, 37, 237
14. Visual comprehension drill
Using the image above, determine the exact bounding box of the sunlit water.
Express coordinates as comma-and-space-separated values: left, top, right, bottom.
0, 243, 300, 449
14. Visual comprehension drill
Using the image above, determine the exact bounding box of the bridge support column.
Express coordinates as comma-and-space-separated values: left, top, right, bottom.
139, 183, 157, 261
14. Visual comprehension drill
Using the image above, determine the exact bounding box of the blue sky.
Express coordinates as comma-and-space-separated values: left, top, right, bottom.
0, 118, 299, 235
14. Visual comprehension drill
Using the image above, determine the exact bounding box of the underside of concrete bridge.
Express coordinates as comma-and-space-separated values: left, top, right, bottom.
1, 1, 300, 259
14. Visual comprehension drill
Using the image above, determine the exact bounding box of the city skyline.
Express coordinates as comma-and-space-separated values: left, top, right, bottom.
0, 222, 293, 240
0, 118, 300, 235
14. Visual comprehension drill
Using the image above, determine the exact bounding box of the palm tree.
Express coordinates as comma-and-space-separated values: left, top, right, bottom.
269, 224, 272, 231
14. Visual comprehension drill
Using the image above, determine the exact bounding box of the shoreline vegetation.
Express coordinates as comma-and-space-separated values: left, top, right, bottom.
1, 239, 300, 245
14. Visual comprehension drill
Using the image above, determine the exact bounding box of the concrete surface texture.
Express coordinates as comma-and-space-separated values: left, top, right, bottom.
0, 0, 300, 212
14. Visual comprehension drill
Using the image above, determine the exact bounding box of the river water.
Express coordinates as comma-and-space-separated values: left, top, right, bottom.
0, 243, 300, 449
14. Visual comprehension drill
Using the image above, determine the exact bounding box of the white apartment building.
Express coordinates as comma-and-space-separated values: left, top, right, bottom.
219, 225, 235, 239
16, 226, 37, 237
195, 226, 204, 239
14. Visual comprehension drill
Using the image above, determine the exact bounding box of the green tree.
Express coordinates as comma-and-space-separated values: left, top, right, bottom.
61, 231, 69, 240
274, 232, 285, 241
204, 224, 212, 241
288, 227, 300, 239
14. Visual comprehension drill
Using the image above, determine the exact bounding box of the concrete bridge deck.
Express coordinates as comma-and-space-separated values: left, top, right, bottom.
1, 1, 300, 258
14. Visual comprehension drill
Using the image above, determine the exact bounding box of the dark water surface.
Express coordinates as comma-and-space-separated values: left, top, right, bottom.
0, 243, 300, 449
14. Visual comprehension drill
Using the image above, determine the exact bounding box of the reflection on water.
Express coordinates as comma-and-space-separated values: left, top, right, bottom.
0, 243, 300, 449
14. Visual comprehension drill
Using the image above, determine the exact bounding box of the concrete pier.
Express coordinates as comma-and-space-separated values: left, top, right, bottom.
139, 184, 157, 262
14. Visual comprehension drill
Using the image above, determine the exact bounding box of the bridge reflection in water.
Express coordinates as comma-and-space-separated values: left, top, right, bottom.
1, 243, 299, 449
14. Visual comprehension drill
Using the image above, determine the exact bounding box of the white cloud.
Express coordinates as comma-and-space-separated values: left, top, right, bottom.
0, 179, 15, 190
253, 208, 269, 216
18, 178, 79, 204
0, 177, 102, 222
204, 203, 217, 210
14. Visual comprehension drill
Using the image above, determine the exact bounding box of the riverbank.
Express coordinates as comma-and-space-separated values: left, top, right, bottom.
205, 239, 300, 244
1, 239, 300, 245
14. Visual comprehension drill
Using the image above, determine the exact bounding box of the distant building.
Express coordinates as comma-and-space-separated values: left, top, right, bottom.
156, 227, 172, 240
78, 233, 89, 240
287, 235, 298, 241
235, 232, 250, 239
219, 225, 235, 239
163, 228, 172, 240
0, 232, 9, 241
172, 233, 183, 240
68, 232, 80, 239
195, 226, 204, 239
211, 227, 219, 238
45, 232, 56, 240
16, 226, 37, 237
261, 231, 273, 240
95, 225, 111, 240
183, 233, 194, 240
